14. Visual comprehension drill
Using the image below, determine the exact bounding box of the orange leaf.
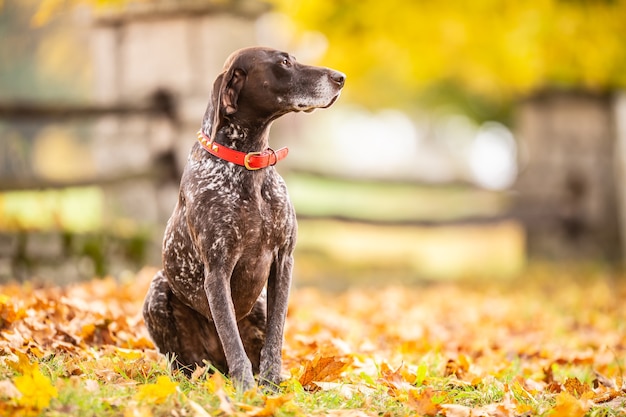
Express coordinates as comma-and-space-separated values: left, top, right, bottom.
251, 393, 295, 417
551, 392, 589, 417
8, 351, 38, 375
299, 354, 352, 389
563, 377, 590, 398
377, 363, 412, 396
441, 403, 472, 417
444, 355, 470, 379
0, 294, 26, 327
407, 388, 442, 416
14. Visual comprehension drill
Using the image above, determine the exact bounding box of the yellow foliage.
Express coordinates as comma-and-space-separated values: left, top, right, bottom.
551, 391, 589, 417
270, 0, 626, 107
8, 351, 38, 376
12, 362, 58, 410
32, 0, 147, 27
251, 393, 295, 417
135, 375, 178, 405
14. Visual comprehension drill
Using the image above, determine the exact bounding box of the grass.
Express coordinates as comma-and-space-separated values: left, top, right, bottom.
2, 346, 625, 416
0, 264, 625, 416
284, 173, 508, 223
295, 218, 525, 284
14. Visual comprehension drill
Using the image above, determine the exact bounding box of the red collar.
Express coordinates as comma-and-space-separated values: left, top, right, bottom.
196, 130, 288, 170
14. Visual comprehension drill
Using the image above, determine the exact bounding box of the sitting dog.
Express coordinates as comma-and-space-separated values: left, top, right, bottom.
142, 47, 345, 391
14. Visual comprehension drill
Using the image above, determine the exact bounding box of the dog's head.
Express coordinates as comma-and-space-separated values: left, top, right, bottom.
203, 47, 345, 137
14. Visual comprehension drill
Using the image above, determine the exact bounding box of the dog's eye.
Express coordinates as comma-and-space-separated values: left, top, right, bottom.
281, 58, 292, 67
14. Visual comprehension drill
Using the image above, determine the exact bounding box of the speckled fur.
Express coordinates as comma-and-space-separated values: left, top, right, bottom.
142, 47, 344, 391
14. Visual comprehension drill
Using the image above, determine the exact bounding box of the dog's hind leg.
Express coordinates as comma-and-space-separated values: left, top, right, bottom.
238, 291, 267, 375
143, 270, 227, 375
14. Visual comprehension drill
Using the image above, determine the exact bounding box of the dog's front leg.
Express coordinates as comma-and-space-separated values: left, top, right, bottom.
204, 271, 255, 391
259, 249, 294, 389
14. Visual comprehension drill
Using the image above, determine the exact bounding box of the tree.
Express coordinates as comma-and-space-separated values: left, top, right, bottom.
269, 0, 626, 119
29, 0, 129, 27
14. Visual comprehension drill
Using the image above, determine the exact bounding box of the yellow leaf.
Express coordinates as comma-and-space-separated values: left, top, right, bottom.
135, 376, 178, 405
204, 372, 228, 393
551, 392, 589, 417
251, 393, 295, 417
13, 367, 58, 410
113, 347, 143, 361
80, 323, 96, 341
202, 371, 235, 414
8, 351, 38, 375
0, 294, 26, 326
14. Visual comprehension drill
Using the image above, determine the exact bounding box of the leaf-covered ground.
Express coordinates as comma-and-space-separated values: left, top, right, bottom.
0, 266, 625, 416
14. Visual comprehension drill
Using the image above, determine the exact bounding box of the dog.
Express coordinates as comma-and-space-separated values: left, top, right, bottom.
142, 46, 345, 391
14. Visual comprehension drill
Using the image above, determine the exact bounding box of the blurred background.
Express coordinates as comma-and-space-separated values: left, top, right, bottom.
1, 0, 625, 285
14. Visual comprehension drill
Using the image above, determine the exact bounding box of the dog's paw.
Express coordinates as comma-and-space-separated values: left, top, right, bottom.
230, 365, 256, 392
258, 373, 286, 393
258, 367, 288, 393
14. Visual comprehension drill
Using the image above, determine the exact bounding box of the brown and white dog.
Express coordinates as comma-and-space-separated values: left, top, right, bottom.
143, 47, 345, 391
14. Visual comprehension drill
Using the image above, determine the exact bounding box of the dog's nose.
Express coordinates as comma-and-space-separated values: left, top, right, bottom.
330, 70, 346, 87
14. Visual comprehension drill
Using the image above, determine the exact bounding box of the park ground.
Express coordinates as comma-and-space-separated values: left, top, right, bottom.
0, 264, 625, 416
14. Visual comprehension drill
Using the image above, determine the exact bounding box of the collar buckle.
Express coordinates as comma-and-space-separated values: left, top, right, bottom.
243, 151, 263, 171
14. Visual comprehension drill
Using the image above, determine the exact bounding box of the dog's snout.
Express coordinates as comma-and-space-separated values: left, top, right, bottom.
330, 70, 346, 87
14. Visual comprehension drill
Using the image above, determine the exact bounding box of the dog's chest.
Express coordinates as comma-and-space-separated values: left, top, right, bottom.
163, 160, 295, 317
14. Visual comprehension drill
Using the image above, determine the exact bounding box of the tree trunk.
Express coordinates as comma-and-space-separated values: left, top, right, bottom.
513, 90, 622, 262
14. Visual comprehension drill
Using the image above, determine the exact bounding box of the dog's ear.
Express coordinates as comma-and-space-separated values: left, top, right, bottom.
201, 67, 246, 139
221, 68, 246, 115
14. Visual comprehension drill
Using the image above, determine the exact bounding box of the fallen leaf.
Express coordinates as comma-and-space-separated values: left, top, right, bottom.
407, 387, 442, 416
444, 355, 470, 380
13, 366, 58, 410
299, 354, 353, 390
191, 365, 207, 381
377, 362, 415, 397
551, 391, 589, 417
0, 380, 20, 399
84, 379, 100, 393
7, 351, 38, 375
135, 376, 177, 405
250, 393, 295, 417
440, 403, 471, 417
563, 377, 590, 398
